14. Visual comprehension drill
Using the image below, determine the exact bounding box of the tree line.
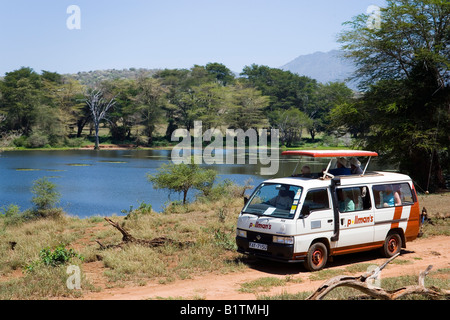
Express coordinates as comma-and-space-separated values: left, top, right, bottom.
0, 63, 353, 149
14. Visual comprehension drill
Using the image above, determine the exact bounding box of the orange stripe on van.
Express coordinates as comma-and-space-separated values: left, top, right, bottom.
405, 185, 421, 242
391, 206, 403, 229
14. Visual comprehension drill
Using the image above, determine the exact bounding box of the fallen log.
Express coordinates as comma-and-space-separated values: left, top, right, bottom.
96, 217, 192, 249
307, 253, 449, 300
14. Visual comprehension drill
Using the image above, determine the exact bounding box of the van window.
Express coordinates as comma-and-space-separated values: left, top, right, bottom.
304, 188, 329, 211
373, 183, 414, 209
337, 186, 371, 213
243, 183, 302, 219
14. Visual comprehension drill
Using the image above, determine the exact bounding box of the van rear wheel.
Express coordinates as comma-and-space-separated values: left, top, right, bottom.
304, 242, 328, 271
381, 232, 402, 258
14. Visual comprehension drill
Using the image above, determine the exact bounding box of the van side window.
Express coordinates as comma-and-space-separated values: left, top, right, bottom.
373, 183, 414, 209
304, 189, 330, 211
337, 186, 371, 213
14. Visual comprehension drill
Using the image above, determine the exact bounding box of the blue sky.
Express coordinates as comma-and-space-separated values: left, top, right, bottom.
0, 0, 386, 76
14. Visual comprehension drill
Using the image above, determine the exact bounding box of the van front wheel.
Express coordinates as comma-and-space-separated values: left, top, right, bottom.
304, 242, 328, 271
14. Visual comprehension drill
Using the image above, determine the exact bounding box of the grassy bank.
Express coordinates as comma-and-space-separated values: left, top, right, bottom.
0, 183, 248, 299
0, 189, 448, 299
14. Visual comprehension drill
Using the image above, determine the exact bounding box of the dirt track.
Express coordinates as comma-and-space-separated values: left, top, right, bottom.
82, 235, 449, 300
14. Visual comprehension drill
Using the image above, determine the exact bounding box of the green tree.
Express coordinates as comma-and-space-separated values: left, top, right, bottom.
338, 0, 449, 191
147, 162, 217, 204
0, 67, 42, 135
205, 62, 235, 86
99, 78, 137, 141
31, 177, 61, 211
309, 82, 354, 140
225, 83, 270, 130
271, 108, 312, 147
240, 64, 318, 113
134, 77, 167, 145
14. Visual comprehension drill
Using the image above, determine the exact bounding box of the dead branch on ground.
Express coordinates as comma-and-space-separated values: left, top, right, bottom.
95, 217, 192, 249
307, 253, 450, 300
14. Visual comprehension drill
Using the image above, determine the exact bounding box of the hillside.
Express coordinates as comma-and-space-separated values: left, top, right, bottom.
60, 51, 358, 89
64, 68, 160, 86
281, 50, 359, 89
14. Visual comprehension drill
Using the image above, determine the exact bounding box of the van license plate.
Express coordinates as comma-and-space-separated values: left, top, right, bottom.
249, 242, 268, 251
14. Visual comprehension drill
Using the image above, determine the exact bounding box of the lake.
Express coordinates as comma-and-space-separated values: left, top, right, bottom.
0, 149, 382, 217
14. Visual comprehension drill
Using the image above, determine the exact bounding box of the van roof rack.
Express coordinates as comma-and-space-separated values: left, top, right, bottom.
281, 149, 378, 179
281, 150, 378, 158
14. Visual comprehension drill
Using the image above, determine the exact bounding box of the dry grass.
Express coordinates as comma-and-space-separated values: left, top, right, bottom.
418, 191, 450, 219
0, 190, 448, 299
0, 187, 247, 298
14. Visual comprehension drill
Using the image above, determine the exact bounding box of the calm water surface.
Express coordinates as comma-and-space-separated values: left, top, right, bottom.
0, 149, 381, 217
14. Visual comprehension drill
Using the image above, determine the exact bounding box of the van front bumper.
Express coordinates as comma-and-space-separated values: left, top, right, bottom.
236, 235, 304, 263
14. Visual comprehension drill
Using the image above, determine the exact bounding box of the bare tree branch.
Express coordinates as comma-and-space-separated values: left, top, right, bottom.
307, 254, 449, 300
85, 90, 116, 150
96, 217, 193, 249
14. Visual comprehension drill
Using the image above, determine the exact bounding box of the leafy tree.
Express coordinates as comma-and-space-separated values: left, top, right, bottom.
271, 108, 312, 147
31, 177, 61, 211
338, 0, 449, 191
0, 67, 42, 135
205, 62, 235, 86
240, 64, 318, 113
309, 82, 354, 140
134, 77, 167, 145
43, 77, 86, 138
147, 162, 217, 204
225, 82, 270, 130
99, 79, 137, 141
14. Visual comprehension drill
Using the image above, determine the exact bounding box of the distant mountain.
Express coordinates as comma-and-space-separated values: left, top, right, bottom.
280, 50, 359, 89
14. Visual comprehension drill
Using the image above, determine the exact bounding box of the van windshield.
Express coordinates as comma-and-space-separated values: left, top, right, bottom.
243, 183, 302, 219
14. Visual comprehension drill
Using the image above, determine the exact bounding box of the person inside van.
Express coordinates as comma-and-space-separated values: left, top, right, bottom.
350, 157, 363, 175
300, 165, 312, 177
266, 185, 293, 210
329, 157, 351, 176
291, 165, 312, 178
337, 189, 355, 212
382, 185, 402, 207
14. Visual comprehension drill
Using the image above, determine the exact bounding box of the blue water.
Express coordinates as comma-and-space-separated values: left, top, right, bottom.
0, 150, 269, 217
1, 149, 382, 217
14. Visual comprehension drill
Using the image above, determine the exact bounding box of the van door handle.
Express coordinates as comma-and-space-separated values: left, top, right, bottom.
341, 218, 344, 225
327, 219, 333, 223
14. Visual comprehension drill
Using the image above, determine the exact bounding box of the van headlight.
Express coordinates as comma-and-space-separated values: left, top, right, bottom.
236, 229, 247, 238
273, 235, 294, 245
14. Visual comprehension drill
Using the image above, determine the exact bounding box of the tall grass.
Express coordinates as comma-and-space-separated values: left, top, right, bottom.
0, 185, 447, 299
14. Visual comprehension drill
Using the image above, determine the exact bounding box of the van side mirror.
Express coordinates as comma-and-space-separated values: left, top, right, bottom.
301, 204, 310, 217
244, 195, 249, 206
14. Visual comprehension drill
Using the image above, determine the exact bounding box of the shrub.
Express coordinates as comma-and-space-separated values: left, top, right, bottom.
0, 204, 23, 225
26, 131, 49, 148
147, 162, 217, 204
31, 177, 61, 211
26, 244, 84, 272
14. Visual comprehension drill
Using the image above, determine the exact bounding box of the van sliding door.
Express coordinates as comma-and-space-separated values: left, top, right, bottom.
336, 186, 374, 250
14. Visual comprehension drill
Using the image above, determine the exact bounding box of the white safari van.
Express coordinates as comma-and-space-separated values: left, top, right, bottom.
236, 150, 421, 271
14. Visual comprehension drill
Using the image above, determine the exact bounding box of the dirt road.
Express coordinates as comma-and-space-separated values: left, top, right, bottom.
82, 235, 449, 300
